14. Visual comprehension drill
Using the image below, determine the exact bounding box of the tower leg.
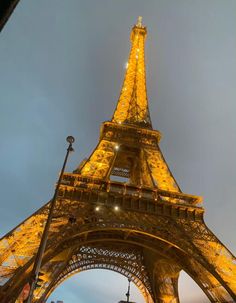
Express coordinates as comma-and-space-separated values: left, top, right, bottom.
154, 275, 179, 303
175, 220, 236, 300
144, 255, 180, 303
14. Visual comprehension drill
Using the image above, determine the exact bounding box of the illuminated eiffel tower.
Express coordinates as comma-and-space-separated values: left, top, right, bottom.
0, 17, 236, 303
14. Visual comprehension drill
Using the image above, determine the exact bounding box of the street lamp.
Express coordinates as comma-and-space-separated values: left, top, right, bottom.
26, 136, 75, 303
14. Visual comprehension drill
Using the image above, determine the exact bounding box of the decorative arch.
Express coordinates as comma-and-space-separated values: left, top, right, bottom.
1, 203, 236, 303
42, 244, 154, 303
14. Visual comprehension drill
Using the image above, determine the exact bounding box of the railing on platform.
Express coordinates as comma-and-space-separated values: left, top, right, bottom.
60, 173, 202, 206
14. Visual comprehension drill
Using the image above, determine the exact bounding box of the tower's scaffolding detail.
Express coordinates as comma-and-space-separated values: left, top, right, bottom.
0, 18, 235, 303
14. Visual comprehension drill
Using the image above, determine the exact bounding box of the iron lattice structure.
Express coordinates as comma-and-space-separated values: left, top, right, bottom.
0, 18, 236, 303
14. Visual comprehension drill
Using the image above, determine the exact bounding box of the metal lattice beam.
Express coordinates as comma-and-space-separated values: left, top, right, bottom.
0, 18, 236, 303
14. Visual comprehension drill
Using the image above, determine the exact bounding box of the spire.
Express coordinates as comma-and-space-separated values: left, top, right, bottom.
112, 17, 152, 128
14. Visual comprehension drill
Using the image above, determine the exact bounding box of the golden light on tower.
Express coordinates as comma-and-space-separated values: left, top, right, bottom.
0, 18, 236, 303
112, 16, 150, 127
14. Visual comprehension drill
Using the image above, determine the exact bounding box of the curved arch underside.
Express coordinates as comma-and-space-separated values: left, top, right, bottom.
0, 196, 236, 303
44, 244, 154, 303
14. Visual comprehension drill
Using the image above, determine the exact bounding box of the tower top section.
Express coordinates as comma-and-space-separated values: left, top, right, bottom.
112, 17, 152, 129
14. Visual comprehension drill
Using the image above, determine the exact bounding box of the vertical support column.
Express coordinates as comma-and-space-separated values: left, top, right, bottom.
153, 276, 179, 303
152, 260, 180, 303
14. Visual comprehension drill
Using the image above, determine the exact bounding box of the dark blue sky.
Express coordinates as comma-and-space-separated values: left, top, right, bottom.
0, 1, 235, 302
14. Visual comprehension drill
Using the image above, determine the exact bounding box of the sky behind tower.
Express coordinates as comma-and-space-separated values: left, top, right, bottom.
0, 1, 236, 302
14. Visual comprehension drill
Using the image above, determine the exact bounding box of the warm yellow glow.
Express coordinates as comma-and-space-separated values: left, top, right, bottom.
1, 20, 236, 303
137, 16, 143, 27
80, 140, 116, 178
112, 21, 150, 126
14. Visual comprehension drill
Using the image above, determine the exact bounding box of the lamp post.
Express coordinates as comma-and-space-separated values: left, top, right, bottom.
26, 136, 75, 303
126, 278, 131, 303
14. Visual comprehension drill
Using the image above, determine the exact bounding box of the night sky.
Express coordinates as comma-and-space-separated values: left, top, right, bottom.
0, 1, 236, 303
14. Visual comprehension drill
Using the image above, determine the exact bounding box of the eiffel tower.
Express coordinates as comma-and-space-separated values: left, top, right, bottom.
1, 18, 236, 303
